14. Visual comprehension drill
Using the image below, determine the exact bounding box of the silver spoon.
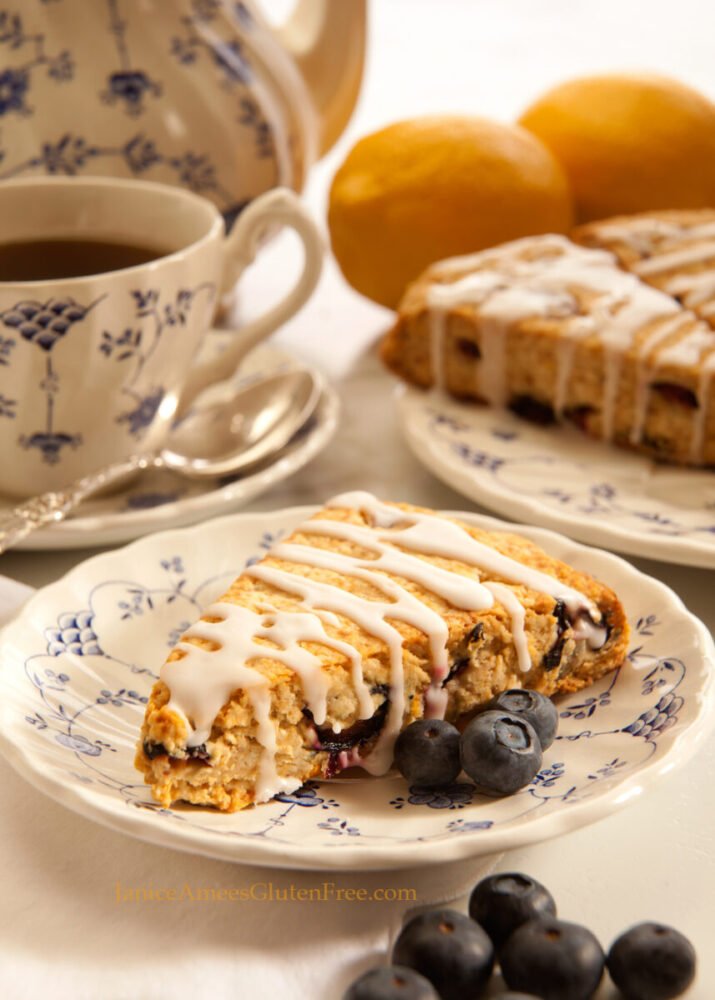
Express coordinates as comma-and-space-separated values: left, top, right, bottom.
0, 367, 322, 553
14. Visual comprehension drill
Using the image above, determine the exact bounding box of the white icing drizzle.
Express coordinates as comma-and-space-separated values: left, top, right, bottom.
164, 609, 305, 802
421, 234, 715, 458
245, 560, 412, 776
476, 317, 508, 406
330, 493, 600, 630
162, 603, 372, 802
483, 581, 530, 672
592, 218, 715, 314
160, 491, 609, 799
668, 271, 715, 309
653, 327, 715, 461
630, 314, 691, 446
553, 316, 595, 417
657, 327, 715, 368
634, 241, 715, 277
592, 218, 715, 255
298, 518, 494, 610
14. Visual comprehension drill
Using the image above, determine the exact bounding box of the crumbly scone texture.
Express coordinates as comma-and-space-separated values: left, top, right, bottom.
573, 209, 715, 329
382, 236, 715, 466
136, 500, 629, 812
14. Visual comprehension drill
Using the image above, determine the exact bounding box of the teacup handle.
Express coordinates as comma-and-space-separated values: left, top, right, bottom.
176, 187, 323, 415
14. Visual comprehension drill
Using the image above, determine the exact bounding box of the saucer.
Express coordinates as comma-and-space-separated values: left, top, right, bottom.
1, 505, 712, 869
5, 345, 339, 550
398, 385, 715, 569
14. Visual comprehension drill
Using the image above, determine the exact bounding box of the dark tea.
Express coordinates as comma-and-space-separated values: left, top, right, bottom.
0, 237, 171, 281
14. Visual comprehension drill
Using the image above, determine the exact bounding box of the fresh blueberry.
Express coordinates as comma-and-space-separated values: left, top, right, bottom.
487, 689, 559, 749
607, 922, 696, 999
343, 965, 439, 999
501, 917, 605, 1000
392, 908, 494, 1000
460, 711, 542, 794
393, 719, 461, 787
469, 871, 557, 951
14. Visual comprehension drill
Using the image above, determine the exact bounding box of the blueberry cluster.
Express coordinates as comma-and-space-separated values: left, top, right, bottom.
393, 688, 558, 794
343, 871, 696, 999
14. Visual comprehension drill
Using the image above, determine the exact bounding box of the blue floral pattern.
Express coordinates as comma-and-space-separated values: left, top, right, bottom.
0, 132, 247, 229
101, 0, 161, 116
46, 610, 102, 657
0, 283, 215, 465
116, 387, 165, 439
390, 783, 477, 811
0, 9, 73, 118
123, 490, 182, 511
0, 294, 105, 464
407, 398, 715, 557
102, 70, 161, 116
0, 0, 284, 232
98, 282, 215, 442
0, 281, 213, 465
623, 693, 683, 740
167, 1, 274, 165
2, 511, 711, 859
0, 296, 103, 350
0, 67, 28, 115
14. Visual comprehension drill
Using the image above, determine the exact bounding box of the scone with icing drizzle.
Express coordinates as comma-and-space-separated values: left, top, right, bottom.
136, 493, 628, 812
382, 234, 715, 465
573, 210, 715, 329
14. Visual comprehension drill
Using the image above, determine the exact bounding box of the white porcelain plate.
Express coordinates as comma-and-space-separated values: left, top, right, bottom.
398, 385, 715, 569
1, 506, 713, 871
3, 344, 339, 550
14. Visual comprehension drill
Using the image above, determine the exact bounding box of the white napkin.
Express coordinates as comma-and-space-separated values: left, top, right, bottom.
0, 575, 500, 1000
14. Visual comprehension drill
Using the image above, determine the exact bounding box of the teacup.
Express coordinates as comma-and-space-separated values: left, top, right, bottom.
0, 176, 323, 498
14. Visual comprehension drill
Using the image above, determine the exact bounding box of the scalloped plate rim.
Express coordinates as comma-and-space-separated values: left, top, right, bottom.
397, 384, 715, 569
2, 345, 340, 550
1, 506, 714, 871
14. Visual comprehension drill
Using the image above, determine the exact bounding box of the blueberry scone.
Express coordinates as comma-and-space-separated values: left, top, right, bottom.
573, 210, 715, 328
381, 234, 715, 465
136, 492, 629, 812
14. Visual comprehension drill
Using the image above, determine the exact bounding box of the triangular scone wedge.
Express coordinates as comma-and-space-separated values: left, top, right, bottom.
136, 493, 629, 812
382, 234, 715, 466
573, 210, 715, 329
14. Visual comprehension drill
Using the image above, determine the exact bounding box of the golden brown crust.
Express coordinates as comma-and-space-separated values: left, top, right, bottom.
136, 500, 629, 812
382, 235, 715, 466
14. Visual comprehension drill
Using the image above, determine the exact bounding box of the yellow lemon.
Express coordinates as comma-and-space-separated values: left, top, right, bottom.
519, 73, 715, 223
328, 116, 573, 309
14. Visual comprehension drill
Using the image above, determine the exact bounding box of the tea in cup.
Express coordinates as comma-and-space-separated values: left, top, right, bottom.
0, 176, 323, 498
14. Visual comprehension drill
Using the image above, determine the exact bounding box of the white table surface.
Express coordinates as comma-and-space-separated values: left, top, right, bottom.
1, 1, 714, 996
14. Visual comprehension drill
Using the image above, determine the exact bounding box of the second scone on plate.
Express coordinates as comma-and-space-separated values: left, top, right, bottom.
382, 232, 715, 466
136, 492, 629, 812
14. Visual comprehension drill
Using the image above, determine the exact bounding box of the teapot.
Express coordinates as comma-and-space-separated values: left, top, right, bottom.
0, 0, 365, 227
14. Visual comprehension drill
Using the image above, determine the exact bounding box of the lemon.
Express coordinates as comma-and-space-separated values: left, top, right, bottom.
328, 116, 573, 309
519, 73, 715, 223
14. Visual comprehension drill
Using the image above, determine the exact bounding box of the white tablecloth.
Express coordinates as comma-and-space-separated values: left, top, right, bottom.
1, 1, 714, 996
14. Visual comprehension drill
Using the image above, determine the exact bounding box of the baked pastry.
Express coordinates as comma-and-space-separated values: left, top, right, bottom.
573, 210, 715, 327
136, 492, 629, 812
382, 234, 715, 465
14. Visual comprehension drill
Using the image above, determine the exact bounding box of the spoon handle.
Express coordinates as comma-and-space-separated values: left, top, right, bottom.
0, 455, 149, 554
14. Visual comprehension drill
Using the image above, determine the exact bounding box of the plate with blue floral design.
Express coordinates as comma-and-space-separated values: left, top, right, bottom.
0, 344, 339, 550
0, 506, 713, 870
398, 386, 715, 569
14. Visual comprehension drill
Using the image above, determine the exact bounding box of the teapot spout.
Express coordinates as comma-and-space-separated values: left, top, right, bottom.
277, 0, 366, 155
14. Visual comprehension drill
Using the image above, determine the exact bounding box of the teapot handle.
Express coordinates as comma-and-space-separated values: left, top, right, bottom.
276, 0, 367, 155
